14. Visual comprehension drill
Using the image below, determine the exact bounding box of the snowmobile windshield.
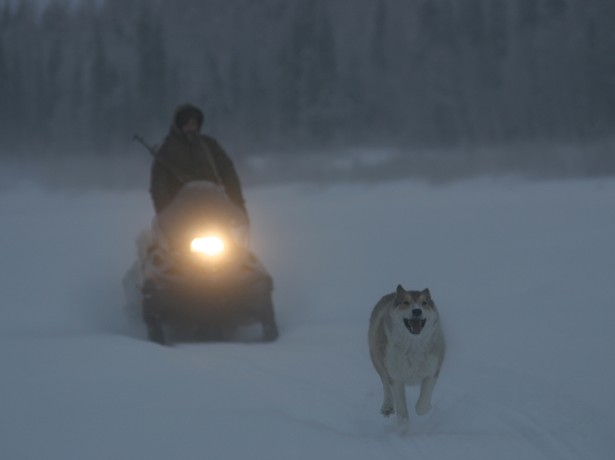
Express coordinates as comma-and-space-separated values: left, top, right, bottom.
156, 181, 249, 251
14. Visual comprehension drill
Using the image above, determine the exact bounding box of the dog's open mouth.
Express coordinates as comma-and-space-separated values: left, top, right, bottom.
404, 318, 427, 335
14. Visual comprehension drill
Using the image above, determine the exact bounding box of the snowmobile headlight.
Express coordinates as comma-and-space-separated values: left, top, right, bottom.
190, 236, 225, 257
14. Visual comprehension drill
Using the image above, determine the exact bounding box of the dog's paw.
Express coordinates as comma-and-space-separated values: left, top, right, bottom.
380, 404, 394, 417
415, 400, 432, 416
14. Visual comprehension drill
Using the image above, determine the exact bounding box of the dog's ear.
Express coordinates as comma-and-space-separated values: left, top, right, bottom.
395, 284, 406, 304
422, 288, 431, 299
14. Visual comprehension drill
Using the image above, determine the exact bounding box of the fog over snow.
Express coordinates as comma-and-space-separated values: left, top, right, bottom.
0, 176, 614, 459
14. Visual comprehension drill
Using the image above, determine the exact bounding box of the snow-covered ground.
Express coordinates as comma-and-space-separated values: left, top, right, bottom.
1, 176, 613, 459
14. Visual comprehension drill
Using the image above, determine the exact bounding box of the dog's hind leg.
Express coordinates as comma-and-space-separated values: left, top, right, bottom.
379, 376, 394, 417
415, 376, 436, 415
392, 381, 409, 422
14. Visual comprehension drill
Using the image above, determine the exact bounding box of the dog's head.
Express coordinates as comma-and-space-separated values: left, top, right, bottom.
393, 284, 438, 335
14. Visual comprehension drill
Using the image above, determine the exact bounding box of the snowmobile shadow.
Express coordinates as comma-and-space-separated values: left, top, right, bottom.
162, 320, 272, 345
119, 302, 271, 345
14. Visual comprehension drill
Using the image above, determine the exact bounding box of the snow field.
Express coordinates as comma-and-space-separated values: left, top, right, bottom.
1, 177, 613, 459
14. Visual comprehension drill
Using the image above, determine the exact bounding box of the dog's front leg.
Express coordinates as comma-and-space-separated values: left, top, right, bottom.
380, 377, 394, 417
415, 376, 436, 415
392, 381, 409, 422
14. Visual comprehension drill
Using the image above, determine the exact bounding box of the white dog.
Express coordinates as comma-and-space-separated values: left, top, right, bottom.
368, 285, 445, 424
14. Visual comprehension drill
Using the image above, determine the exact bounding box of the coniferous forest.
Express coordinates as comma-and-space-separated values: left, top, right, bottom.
1, 0, 614, 180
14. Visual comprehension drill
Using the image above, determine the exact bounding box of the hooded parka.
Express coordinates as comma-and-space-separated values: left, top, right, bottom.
150, 104, 246, 214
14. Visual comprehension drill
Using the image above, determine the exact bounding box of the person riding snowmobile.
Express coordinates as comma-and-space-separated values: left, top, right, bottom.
138, 103, 279, 344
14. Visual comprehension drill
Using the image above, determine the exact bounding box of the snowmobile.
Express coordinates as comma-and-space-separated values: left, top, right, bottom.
127, 181, 278, 345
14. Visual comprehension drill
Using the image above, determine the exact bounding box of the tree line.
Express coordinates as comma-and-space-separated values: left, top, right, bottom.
0, 0, 614, 158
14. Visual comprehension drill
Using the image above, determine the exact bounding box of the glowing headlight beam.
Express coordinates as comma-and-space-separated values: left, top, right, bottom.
190, 236, 225, 257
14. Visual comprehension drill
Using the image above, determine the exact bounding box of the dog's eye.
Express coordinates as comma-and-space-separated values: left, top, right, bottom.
421, 301, 428, 306
403, 301, 410, 306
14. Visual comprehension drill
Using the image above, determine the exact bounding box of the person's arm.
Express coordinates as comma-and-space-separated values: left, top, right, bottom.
150, 155, 176, 213
220, 156, 247, 214
207, 138, 247, 214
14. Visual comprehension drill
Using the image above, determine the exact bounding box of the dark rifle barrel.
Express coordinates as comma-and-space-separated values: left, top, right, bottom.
132, 134, 191, 184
